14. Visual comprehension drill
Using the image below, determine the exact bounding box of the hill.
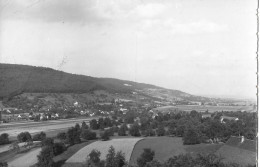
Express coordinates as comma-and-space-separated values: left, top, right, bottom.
0, 64, 200, 102
0, 64, 162, 99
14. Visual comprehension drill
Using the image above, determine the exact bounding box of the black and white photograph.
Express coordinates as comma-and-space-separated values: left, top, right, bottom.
0, 0, 257, 167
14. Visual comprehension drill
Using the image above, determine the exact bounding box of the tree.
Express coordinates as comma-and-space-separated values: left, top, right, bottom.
82, 121, 89, 130
17, 132, 32, 143
57, 132, 67, 141
0, 133, 9, 145
41, 138, 54, 147
124, 111, 135, 124
81, 129, 97, 140
74, 124, 82, 143
145, 127, 155, 137
66, 127, 76, 145
66, 126, 81, 145
129, 123, 141, 137
53, 142, 66, 156
36, 146, 54, 167
156, 125, 165, 136
118, 125, 127, 136
106, 146, 116, 167
89, 149, 101, 164
190, 110, 199, 118
0, 162, 8, 167
33, 131, 46, 141
86, 149, 105, 167
137, 148, 155, 167
183, 126, 201, 145
101, 130, 110, 141
115, 151, 126, 167
90, 119, 99, 130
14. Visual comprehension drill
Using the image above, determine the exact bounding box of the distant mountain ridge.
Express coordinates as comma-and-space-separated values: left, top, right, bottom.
0, 63, 215, 102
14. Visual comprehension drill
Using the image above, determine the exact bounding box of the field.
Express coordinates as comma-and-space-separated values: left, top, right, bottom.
7, 148, 41, 167
153, 105, 254, 113
53, 141, 95, 167
129, 137, 223, 166
65, 138, 143, 165
0, 117, 97, 140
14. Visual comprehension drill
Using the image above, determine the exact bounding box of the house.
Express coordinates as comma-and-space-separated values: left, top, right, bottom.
215, 136, 256, 166
201, 114, 211, 119
220, 116, 239, 123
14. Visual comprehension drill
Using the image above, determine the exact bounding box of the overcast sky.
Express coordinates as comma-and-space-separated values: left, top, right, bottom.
0, 0, 257, 99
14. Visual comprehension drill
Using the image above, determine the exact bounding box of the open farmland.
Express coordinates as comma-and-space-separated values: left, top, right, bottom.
129, 137, 223, 166
65, 138, 143, 166
0, 117, 97, 140
7, 148, 41, 167
153, 105, 255, 113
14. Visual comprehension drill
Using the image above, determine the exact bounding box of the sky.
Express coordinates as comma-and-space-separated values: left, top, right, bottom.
0, 0, 257, 99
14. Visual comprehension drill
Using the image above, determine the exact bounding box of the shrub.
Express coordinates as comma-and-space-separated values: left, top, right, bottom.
81, 129, 97, 140
17, 132, 32, 142
33, 131, 46, 141
0, 133, 9, 145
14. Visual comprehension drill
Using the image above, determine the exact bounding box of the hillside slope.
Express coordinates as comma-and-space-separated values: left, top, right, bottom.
0, 64, 163, 99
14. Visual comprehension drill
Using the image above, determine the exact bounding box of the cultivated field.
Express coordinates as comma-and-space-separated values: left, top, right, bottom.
7, 148, 41, 167
65, 138, 143, 165
129, 137, 223, 166
153, 105, 254, 113
0, 117, 97, 139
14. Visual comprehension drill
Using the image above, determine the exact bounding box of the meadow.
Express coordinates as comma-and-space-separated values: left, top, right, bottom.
129, 137, 223, 166
65, 138, 143, 165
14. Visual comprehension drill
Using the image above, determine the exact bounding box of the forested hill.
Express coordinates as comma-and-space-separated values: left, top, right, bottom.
0, 63, 168, 99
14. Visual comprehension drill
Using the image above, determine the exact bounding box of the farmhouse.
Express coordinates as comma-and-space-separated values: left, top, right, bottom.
220, 116, 239, 123
201, 114, 211, 119
215, 136, 256, 166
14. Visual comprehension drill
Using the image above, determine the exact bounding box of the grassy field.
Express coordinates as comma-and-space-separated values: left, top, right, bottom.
65, 138, 143, 165
7, 148, 41, 167
53, 141, 95, 167
153, 105, 254, 113
129, 137, 223, 166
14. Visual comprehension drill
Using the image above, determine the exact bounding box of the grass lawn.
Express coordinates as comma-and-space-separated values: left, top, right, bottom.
129, 137, 224, 166
53, 140, 95, 167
